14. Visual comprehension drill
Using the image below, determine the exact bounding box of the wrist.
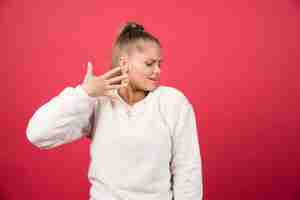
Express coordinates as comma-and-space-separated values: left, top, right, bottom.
81, 84, 96, 97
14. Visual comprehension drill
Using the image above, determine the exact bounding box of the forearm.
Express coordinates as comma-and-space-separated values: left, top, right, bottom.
26, 84, 98, 149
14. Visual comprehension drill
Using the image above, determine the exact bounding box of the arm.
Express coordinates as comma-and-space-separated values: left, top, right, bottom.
170, 102, 203, 200
26, 84, 98, 149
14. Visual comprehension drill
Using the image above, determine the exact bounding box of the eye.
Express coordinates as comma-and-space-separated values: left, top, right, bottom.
146, 62, 154, 67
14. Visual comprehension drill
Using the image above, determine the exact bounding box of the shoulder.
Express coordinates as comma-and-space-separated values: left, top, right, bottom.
152, 85, 194, 133
154, 85, 191, 106
153, 85, 193, 121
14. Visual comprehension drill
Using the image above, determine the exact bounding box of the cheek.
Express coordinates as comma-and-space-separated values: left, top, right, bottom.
128, 70, 151, 86
129, 66, 149, 79
129, 71, 146, 82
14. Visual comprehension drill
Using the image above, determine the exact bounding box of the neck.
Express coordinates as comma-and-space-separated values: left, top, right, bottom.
117, 85, 149, 106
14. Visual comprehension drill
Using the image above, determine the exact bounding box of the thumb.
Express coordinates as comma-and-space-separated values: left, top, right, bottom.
83, 61, 93, 83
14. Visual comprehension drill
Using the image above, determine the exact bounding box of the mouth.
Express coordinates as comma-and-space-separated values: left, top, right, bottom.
149, 77, 160, 81
149, 78, 160, 86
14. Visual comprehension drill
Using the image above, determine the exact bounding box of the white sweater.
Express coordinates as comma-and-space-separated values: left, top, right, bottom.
26, 84, 203, 200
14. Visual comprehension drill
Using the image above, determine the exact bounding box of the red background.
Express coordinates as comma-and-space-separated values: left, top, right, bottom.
2, 0, 300, 199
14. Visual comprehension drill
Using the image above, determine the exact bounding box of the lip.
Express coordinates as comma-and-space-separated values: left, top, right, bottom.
149, 77, 160, 81
149, 79, 159, 86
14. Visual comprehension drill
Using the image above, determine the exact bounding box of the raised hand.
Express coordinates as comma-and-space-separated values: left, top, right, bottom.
81, 61, 128, 98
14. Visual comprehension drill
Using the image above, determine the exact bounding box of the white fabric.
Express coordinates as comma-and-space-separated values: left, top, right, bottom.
26, 84, 203, 200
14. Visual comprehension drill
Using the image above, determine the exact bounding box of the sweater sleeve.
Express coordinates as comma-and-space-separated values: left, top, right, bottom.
170, 102, 203, 200
26, 84, 98, 150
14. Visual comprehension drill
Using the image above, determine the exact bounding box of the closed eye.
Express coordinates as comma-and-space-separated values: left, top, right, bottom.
146, 62, 154, 66
145, 60, 163, 68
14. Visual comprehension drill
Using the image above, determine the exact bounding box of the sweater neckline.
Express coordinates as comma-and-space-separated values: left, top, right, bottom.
112, 87, 157, 117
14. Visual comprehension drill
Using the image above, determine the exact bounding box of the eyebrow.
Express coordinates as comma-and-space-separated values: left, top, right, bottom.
147, 58, 163, 62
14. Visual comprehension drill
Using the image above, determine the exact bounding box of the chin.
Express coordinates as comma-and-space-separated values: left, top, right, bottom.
146, 83, 159, 91
135, 81, 159, 92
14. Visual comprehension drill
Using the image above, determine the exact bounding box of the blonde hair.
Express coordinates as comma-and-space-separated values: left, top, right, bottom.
111, 21, 161, 68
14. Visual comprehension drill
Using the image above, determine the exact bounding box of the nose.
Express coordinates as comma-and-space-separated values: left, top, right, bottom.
153, 64, 161, 74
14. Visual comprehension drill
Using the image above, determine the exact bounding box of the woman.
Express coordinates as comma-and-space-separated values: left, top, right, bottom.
26, 21, 203, 200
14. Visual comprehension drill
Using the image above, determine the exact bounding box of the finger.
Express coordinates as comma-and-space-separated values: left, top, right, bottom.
103, 91, 118, 100
106, 83, 128, 90
102, 66, 122, 80
106, 74, 128, 85
87, 61, 93, 78
83, 61, 93, 83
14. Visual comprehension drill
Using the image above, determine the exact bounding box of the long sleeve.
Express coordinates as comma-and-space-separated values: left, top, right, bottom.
26, 84, 98, 149
170, 102, 203, 200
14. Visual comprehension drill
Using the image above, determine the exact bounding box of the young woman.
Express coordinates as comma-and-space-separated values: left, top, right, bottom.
26, 21, 203, 200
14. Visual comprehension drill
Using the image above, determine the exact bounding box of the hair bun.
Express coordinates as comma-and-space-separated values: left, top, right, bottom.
118, 21, 144, 36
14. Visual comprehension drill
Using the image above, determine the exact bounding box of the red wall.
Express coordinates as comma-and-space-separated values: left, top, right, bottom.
2, 0, 300, 199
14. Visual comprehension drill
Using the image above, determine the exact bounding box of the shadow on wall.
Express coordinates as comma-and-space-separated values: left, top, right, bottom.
0, 161, 34, 199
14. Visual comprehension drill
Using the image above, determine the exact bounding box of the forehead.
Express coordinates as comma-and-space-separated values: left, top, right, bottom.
131, 40, 162, 61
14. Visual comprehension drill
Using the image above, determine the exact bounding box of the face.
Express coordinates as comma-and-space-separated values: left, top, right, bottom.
121, 40, 163, 92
